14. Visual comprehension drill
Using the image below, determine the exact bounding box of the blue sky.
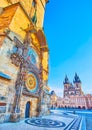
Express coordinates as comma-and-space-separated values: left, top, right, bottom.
44, 0, 92, 97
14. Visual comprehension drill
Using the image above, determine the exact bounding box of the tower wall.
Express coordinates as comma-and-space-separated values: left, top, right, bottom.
63, 74, 83, 98
0, 0, 46, 28
0, 0, 49, 123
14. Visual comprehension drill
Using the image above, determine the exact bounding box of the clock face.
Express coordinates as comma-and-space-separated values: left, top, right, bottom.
27, 48, 39, 68
25, 72, 38, 93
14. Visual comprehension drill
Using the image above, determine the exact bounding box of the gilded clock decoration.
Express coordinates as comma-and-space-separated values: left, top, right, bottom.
25, 72, 38, 93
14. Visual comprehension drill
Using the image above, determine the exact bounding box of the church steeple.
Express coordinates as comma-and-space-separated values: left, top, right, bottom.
73, 73, 81, 83
63, 75, 70, 84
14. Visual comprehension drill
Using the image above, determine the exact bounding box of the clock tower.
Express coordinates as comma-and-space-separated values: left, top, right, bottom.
0, 0, 49, 123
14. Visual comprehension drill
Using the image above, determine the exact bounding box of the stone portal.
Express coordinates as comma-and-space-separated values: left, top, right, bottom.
25, 101, 30, 118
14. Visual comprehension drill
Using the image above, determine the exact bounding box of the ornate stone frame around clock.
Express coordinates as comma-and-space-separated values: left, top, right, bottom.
10, 34, 42, 121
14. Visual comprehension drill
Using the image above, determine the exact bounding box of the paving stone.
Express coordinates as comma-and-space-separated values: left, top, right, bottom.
0, 111, 82, 130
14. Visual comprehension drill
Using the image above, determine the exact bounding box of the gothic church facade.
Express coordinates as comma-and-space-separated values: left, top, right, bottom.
63, 73, 83, 98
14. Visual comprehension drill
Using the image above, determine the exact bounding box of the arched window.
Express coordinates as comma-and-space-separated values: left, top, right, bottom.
32, 0, 36, 7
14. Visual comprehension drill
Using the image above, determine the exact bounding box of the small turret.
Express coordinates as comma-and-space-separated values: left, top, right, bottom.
51, 90, 55, 95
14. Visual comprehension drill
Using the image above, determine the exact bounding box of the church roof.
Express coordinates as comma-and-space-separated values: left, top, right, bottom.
63, 75, 70, 84
73, 73, 81, 83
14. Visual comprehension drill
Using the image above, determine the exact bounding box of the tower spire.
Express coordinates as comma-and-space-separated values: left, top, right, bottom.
73, 73, 81, 83
63, 75, 70, 84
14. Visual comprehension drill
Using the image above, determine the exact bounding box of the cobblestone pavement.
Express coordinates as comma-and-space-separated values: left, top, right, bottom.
0, 110, 82, 130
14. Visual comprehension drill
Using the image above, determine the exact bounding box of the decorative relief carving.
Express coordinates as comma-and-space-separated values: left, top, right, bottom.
10, 34, 42, 113
25, 72, 39, 93
11, 53, 21, 67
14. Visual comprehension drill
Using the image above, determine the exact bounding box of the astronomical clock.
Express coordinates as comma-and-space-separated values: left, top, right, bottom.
11, 37, 40, 95
23, 47, 40, 95
25, 72, 38, 93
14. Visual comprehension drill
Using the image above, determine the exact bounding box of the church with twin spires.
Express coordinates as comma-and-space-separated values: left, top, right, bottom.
51, 73, 92, 109
63, 73, 83, 97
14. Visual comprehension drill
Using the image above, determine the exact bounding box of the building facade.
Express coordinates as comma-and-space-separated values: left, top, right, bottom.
50, 91, 57, 108
63, 73, 83, 97
0, 0, 50, 123
51, 73, 92, 109
56, 94, 92, 109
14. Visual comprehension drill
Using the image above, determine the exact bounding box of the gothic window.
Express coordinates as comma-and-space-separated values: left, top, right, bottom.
32, 0, 36, 7
76, 84, 79, 88
0, 96, 6, 100
65, 85, 68, 89
12, 46, 18, 53
17, 48, 22, 55
76, 91, 79, 95
31, 53, 36, 64
31, 0, 37, 24
71, 92, 74, 95
12, 46, 23, 56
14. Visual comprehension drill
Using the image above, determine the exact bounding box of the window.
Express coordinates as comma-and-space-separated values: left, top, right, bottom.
31, 0, 37, 24
31, 54, 36, 64
32, 0, 36, 7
